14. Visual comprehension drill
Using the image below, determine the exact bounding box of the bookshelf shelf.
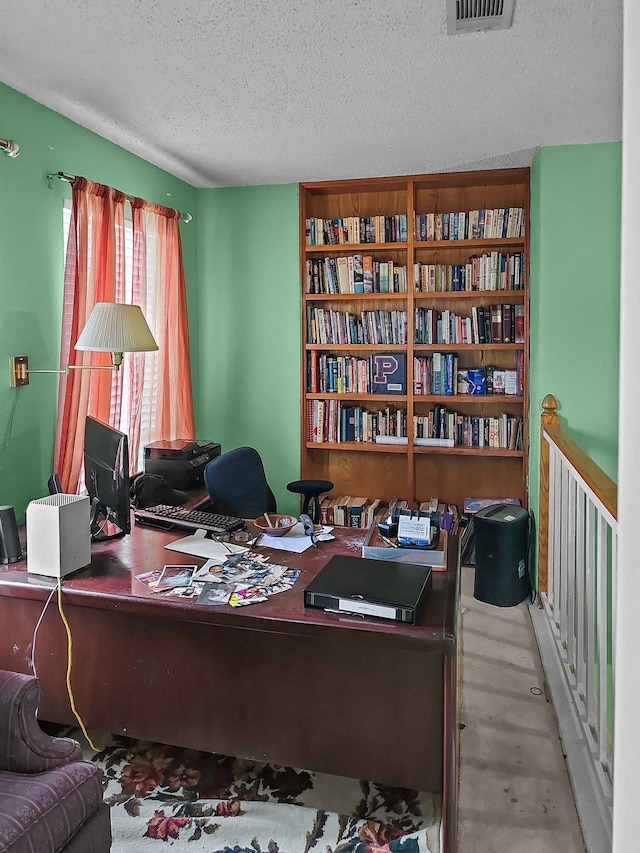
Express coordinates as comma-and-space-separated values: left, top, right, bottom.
305, 293, 407, 302
412, 343, 524, 352
413, 446, 525, 458
307, 393, 408, 402
413, 237, 526, 250
414, 394, 524, 404
299, 168, 530, 509
305, 442, 409, 454
306, 344, 406, 353
413, 291, 524, 302
305, 242, 407, 254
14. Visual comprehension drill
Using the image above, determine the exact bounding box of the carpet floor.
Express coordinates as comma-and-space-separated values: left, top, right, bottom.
87, 734, 442, 852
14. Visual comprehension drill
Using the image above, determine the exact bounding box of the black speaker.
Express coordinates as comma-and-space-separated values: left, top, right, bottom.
0, 505, 22, 564
473, 504, 531, 607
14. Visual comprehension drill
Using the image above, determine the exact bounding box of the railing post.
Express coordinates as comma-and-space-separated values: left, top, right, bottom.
539, 394, 559, 596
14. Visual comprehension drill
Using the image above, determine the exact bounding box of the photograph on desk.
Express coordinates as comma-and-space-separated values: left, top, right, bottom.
154, 582, 206, 599
154, 564, 198, 591
197, 582, 235, 605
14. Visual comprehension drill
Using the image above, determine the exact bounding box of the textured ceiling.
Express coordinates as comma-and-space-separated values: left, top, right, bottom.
0, 0, 623, 188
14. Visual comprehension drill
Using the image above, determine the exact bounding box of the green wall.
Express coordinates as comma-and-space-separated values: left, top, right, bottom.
0, 79, 622, 528
0, 82, 198, 522
196, 185, 301, 515
528, 143, 621, 524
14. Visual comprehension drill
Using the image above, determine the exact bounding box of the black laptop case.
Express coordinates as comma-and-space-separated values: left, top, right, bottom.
304, 554, 432, 624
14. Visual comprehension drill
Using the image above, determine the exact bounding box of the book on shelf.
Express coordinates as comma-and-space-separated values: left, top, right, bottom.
514, 304, 525, 342
490, 304, 503, 342
363, 255, 374, 292
353, 254, 364, 293
336, 256, 350, 293
503, 303, 513, 342
371, 353, 406, 394
319, 495, 385, 529
378, 261, 389, 293
348, 497, 369, 527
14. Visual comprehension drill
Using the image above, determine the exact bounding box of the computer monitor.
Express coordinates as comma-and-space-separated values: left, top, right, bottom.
84, 415, 131, 541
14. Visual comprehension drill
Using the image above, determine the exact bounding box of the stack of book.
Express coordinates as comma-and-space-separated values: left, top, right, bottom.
320, 496, 385, 529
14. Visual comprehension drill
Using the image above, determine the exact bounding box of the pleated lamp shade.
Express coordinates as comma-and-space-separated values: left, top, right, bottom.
75, 303, 158, 354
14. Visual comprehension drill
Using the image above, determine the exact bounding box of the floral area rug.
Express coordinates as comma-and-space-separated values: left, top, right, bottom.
90, 735, 442, 852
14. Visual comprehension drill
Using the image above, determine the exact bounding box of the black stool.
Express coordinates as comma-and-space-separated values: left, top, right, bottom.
287, 479, 333, 525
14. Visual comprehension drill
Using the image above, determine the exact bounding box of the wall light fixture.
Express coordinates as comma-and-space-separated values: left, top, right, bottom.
10, 302, 158, 387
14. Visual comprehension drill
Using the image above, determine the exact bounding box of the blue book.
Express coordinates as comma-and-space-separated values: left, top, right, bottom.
370, 353, 406, 395
445, 353, 456, 395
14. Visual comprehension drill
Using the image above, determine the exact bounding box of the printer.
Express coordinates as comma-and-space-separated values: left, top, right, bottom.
143, 439, 221, 490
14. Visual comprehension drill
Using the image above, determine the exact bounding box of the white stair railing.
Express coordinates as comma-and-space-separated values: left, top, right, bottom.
532, 394, 617, 852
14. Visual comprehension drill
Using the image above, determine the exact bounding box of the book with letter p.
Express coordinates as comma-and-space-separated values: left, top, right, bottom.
370, 353, 406, 394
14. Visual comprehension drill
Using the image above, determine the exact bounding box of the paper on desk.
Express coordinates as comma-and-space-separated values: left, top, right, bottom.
165, 529, 246, 562
257, 521, 333, 553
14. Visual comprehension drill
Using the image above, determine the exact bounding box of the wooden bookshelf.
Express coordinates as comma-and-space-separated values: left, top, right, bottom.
299, 169, 530, 509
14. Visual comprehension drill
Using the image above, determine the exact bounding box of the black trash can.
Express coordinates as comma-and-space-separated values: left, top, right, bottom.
473, 504, 532, 607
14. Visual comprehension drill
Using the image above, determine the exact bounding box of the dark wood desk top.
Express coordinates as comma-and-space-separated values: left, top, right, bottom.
1, 520, 460, 651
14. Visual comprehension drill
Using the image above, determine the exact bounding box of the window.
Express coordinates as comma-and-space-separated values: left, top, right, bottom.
63, 201, 157, 474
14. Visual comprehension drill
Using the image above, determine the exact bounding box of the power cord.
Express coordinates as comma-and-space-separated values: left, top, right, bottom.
56, 579, 98, 751
30, 579, 98, 750
31, 585, 57, 679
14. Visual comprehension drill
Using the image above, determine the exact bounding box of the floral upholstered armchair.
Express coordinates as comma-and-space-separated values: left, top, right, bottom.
0, 669, 111, 852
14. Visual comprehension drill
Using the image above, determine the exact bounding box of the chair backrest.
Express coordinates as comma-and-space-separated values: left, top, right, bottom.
203, 446, 277, 518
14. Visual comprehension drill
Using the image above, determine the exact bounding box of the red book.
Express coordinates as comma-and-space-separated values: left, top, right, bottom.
490, 304, 503, 343
309, 350, 319, 393
502, 303, 513, 343
514, 304, 525, 343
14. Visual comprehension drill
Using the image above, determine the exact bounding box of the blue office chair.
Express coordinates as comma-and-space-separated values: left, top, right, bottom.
203, 446, 277, 518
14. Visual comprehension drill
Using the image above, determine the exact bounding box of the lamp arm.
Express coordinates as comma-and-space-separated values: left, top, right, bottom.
9, 353, 123, 387
26, 365, 118, 375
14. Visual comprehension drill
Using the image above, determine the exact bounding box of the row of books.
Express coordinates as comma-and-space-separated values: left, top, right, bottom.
307, 352, 407, 395
413, 207, 525, 242
413, 354, 524, 397
307, 399, 523, 450
413, 252, 526, 293
318, 493, 521, 534
308, 400, 407, 444
307, 307, 408, 346
308, 304, 523, 347
304, 207, 526, 247
415, 407, 524, 450
305, 215, 409, 246
319, 494, 462, 532
414, 304, 525, 345
319, 495, 384, 528
305, 256, 408, 295
307, 351, 524, 397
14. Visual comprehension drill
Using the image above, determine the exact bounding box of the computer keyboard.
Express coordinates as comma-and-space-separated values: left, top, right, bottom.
133, 504, 245, 534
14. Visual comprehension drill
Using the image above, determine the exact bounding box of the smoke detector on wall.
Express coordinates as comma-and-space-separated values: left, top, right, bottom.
446, 0, 515, 34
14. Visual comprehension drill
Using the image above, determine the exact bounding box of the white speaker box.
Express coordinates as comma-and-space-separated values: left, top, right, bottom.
26, 494, 91, 578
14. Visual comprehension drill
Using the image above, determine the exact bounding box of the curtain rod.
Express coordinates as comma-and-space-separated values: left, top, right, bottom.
46, 171, 192, 223
1, 138, 20, 157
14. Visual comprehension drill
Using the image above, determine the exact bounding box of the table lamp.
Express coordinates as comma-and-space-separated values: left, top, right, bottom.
9, 302, 158, 386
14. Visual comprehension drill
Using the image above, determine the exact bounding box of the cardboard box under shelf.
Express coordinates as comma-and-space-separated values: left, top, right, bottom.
362, 524, 448, 571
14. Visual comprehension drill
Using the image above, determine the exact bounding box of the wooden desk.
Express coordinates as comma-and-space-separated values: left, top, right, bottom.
0, 520, 460, 852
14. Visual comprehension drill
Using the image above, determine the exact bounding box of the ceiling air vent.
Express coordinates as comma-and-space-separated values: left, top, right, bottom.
446, 0, 515, 35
